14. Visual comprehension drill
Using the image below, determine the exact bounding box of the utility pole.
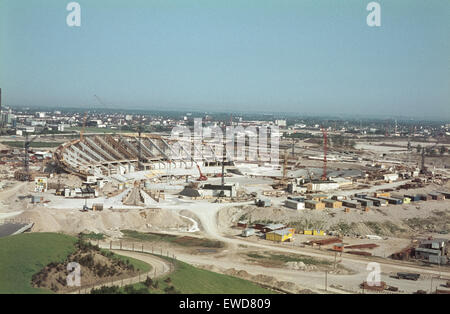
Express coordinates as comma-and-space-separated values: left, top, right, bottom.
430, 276, 433, 294
21, 127, 48, 181
24, 132, 30, 181
334, 251, 337, 270
324, 270, 328, 291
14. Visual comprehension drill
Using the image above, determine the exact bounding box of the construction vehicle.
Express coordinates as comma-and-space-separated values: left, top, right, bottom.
196, 164, 208, 181
188, 154, 208, 181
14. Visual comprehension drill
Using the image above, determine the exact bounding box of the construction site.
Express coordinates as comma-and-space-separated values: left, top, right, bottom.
1, 0, 450, 300
1, 107, 450, 294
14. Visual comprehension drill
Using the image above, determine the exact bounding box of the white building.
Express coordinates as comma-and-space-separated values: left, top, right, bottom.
285, 199, 305, 210
275, 119, 287, 127
306, 181, 340, 192
383, 173, 399, 182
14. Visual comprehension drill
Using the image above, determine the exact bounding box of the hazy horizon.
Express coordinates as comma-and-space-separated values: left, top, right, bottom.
1, 0, 449, 119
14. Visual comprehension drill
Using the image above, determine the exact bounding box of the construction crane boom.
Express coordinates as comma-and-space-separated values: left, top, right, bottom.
80, 111, 88, 141
93, 94, 107, 107
137, 118, 143, 171
282, 149, 288, 182
321, 127, 327, 181
196, 164, 208, 181
20, 127, 49, 181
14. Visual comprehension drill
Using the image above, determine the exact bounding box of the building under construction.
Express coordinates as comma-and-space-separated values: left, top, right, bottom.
54, 133, 273, 179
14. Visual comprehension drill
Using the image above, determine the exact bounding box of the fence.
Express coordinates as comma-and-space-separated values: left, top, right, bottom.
66, 240, 177, 294
0, 217, 33, 225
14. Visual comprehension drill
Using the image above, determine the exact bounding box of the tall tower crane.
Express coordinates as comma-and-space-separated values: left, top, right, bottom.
19, 127, 48, 181
93, 94, 107, 107
321, 127, 327, 181
80, 111, 88, 141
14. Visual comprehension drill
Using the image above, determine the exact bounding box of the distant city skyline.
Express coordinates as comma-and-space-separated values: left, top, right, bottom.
0, 0, 449, 119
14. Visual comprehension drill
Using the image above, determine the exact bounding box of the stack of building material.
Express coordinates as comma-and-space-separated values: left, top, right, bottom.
360, 281, 386, 291
309, 238, 342, 246
344, 243, 379, 249
348, 251, 372, 256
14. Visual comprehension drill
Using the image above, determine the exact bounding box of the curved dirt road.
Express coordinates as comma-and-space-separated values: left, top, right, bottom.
158, 197, 450, 293
72, 249, 173, 294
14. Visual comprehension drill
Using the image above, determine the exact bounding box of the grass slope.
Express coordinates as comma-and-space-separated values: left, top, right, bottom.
0, 233, 77, 294
154, 258, 274, 294
110, 256, 275, 294
0, 233, 151, 294
121, 230, 224, 248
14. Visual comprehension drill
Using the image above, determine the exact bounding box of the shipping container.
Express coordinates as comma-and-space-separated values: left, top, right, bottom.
352, 197, 373, 207
428, 192, 444, 201
436, 191, 450, 199
265, 228, 294, 242
364, 196, 388, 207
417, 194, 431, 201
285, 199, 305, 210
313, 229, 325, 236
374, 192, 391, 198
304, 200, 325, 210
404, 194, 420, 202
241, 228, 255, 237
322, 199, 342, 208
342, 200, 361, 208
379, 196, 403, 205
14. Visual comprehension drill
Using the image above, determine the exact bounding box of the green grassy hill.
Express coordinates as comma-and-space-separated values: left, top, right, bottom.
1, 232, 273, 294
94, 256, 275, 294
154, 258, 275, 294
0, 233, 150, 294
0, 233, 77, 294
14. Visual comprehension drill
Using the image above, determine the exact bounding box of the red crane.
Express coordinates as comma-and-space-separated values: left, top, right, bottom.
196, 164, 208, 181
321, 127, 327, 181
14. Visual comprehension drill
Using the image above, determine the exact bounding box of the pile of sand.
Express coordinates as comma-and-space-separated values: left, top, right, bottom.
18, 207, 192, 236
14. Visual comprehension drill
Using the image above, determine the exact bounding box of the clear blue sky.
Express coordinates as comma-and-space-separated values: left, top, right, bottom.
0, 0, 449, 119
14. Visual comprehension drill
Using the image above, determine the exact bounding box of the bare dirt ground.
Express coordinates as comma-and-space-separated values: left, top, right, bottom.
0, 180, 194, 237
19, 206, 191, 238
217, 189, 450, 241
0, 135, 448, 294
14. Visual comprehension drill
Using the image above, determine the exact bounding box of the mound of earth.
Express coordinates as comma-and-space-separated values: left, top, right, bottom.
17, 207, 192, 236
31, 239, 141, 293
